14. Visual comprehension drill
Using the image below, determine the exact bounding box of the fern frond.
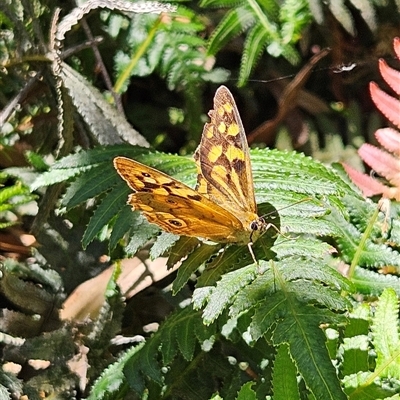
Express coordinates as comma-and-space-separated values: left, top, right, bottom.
207, 6, 256, 56
371, 288, 400, 378
149, 232, 180, 260
123, 306, 217, 391
329, 0, 355, 35
239, 23, 270, 87
272, 344, 300, 400
109, 204, 138, 251
204, 0, 311, 84
341, 289, 400, 398
172, 243, 220, 294
351, 267, 400, 296
87, 343, 145, 400
82, 185, 128, 248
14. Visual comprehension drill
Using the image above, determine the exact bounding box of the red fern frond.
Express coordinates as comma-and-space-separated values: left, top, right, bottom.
375, 128, 400, 156
343, 37, 400, 201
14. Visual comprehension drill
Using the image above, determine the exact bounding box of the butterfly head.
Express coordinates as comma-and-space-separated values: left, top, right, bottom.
250, 217, 266, 232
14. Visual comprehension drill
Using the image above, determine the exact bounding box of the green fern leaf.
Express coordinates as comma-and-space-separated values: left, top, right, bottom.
82, 186, 128, 248
31, 167, 84, 190
30, 145, 148, 191
172, 243, 221, 294
343, 371, 396, 399
352, 267, 400, 296
207, 7, 255, 56
109, 205, 138, 252
239, 23, 270, 87
200, 0, 245, 6
278, 258, 352, 292
196, 236, 276, 288
167, 236, 201, 269
275, 308, 347, 399
176, 312, 197, 361
237, 381, 257, 400
272, 344, 300, 400
196, 264, 258, 324
341, 334, 369, 376
274, 236, 334, 259
124, 306, 216, 392
229, 258, 350, 319
329, 206, 400, 268
87, 343, 145, 400
150, 232, 180, 260
124, 338, 163, 394
124, 217, 160, 257
372, 288, 400, 378
61, 165, 121, 209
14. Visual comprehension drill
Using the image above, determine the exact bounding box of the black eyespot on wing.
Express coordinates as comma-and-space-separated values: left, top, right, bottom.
187, 194, 202, 201
142, 172, 151, 178
169, 220, 182, 227
166, 198, 178, 205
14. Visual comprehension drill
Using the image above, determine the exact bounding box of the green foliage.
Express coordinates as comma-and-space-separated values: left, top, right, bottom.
0, 257, 126, 398
81, 287, 400, 399
0, 173, 36, 229
110, 6, 226, 92
201, 0, 400, 86
27, 140, 400, 397
340, 290, 400, 399
201, 0, 312, 85
2, 0, 400, 398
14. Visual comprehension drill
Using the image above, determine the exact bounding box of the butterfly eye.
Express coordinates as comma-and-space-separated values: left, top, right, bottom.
250, 221, 259, 231
250, 217, 266, 231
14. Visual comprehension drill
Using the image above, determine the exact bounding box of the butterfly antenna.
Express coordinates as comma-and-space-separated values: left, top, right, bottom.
259, 197, 313, 220
259, 197, 314, 240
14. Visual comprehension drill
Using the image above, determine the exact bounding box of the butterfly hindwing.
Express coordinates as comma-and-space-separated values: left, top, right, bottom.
113, 157, 251, 243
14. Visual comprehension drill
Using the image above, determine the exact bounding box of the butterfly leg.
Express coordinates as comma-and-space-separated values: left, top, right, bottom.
247, 242, 258, 266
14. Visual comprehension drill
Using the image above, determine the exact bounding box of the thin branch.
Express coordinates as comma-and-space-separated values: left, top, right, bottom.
0, 71, 42, 130
80, 18, 124, 114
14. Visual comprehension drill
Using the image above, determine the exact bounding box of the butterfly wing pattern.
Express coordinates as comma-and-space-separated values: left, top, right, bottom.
195, 86, 265, 243
113, 157, 249, 243
113, 86, 266, 248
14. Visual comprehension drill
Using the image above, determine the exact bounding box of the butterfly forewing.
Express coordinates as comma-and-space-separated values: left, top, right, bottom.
196, 86, 257, 215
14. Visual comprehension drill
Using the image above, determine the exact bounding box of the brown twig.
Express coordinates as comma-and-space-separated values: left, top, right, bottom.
248, 48, 331, 145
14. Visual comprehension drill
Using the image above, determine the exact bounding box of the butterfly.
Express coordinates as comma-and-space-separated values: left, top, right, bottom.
113, 86, 269, 261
